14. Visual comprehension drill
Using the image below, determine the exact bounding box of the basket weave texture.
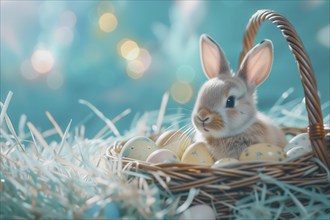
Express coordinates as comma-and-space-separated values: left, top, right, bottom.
107, 9, 330, 219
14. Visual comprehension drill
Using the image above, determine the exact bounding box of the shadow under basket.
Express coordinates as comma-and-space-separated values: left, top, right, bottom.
106, 10, 330, 219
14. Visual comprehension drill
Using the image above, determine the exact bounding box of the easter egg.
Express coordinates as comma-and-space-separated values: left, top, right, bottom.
212, 158, 239, 168
146, 149, 180, 164
239, 143, 287, 162
181, 142, 214, 165
156, 130, 192, 159
179, 205, 216, 220
121, 136, 157, 161
286, 146, 311, 160
284, 133, 312, 152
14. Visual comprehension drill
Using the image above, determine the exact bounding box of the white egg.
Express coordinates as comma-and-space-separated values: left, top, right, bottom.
179, 205, 216, 220
181, 142, 214, 165
146, 149, 179, 164
284, 133, 312, 152
121, 136, 157, 161
239, 143, 287, 162
286, 146, 311, 160
156, 130, 192, 159
212, 158, 239, 168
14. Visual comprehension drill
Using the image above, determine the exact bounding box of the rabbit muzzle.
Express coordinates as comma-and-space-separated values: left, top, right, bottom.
194, 107, 224, 133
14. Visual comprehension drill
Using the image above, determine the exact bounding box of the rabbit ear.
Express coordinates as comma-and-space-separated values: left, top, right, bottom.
238, 39, 273, 87
200, 34, 231, 79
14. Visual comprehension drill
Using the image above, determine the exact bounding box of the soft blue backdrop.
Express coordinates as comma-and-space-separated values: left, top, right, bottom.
1, 1, 329, 137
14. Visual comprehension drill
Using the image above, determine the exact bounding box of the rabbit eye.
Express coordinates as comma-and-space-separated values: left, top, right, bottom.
226, 96, 235, 108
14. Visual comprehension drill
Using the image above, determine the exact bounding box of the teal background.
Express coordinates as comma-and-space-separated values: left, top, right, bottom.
1, 1, 329, 137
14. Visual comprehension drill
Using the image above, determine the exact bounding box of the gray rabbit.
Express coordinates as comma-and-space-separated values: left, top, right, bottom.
192, 34, 287, 160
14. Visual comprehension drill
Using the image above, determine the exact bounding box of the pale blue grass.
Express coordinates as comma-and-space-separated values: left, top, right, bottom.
0, 90, 329, 219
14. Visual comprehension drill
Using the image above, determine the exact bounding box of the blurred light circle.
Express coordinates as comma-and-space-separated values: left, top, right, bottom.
127, 60, 145, 79
31, 49, 55, 74
20, 60, 38, 80
54, 27, 74, 46
99, 13, 117, 33
118, 39, 140, 60
170, 81, 193, 104
176, 65, 195, 83
60, 10, 77, 28
317, 24, 330, 48
47, 72, 64, 90
136, 48, 152, 71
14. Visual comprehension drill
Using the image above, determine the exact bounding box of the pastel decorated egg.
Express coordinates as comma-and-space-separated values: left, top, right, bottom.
179, 205, 216, 220
212, 158, 239, 168
121, 136, 157, 161
239, 143, 287, 162
286, 146, 312, 160
284, 133, 312, 152
146, 149, 180, 164
181, 142, 214, 165
156, 130, 192, 159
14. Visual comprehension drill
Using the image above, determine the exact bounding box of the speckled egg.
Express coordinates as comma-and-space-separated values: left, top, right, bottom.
179, 205, 216, 220
239, 143, 287, 162
286, 146, 312, 160
181, 142, 214, 165
146, 149, 180, 164
121, 136, 157, 161
284, 133, 312, 152
156, 130, 192, 159
212, 158, 239, 168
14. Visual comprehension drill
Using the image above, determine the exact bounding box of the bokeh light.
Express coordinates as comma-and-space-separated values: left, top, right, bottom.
170, 81, 193, 104
99, 13, 118, 33
126, 48, 152, 79
118, 39, 140, 60
59, 10, 76, 28
31, 49, 55, 74
54, 27, 74, 46
20, 59, 38, 80
127, 60, 145, 79
135, 48, 152, 71
317, 24, 330, 48
46, 72, 64, 90
176, 65, 196, 83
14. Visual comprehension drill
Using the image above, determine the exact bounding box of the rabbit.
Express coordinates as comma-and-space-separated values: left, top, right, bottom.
191, 34, 288, 160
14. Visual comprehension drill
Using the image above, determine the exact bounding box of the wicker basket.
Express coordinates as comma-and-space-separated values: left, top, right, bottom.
106, 10, 330, 219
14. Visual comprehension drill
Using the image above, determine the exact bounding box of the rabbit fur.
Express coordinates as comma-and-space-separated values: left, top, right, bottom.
192, 34, 288, 160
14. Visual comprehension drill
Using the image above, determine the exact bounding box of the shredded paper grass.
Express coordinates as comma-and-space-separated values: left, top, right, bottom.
1, 89, 329, 219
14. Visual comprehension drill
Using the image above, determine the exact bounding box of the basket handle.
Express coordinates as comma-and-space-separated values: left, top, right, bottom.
239, 9, 329, 169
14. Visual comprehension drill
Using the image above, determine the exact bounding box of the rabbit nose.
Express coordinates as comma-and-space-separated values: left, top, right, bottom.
197, 108, 211, 123
197, 115, 210, 123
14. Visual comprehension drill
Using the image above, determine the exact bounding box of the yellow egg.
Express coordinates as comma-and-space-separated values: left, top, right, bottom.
181, 142, 214, 165
212, 158, 239, 168
156, 130, 192, 159
239, 143, 287, 162
146, 149, 179, 164
121, 136, 157, 161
